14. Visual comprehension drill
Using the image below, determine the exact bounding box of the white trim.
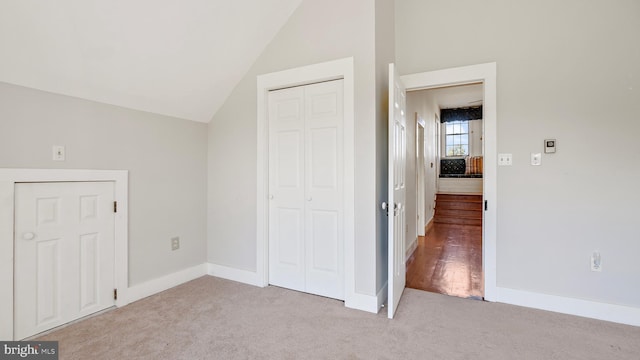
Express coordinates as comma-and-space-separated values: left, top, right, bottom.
207, 263, 262, 286
401, 62, 497, 302
345, 291, 381, 314
406, 238, 418, 262
497, 287, 640, 327
416, 115, 426, 237
377, 282, 389, 311
256, 58, 358, 309
126, 264, 207, 304
0, 168, 128, 340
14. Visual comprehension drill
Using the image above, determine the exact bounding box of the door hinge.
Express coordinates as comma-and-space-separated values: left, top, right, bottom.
113, 201, 117, 213
113, 289, 118, 300
382, 202, 389, 216
484, 200, 488, 211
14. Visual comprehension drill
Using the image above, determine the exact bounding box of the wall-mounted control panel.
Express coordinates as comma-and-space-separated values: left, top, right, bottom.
544, 139, 556, 153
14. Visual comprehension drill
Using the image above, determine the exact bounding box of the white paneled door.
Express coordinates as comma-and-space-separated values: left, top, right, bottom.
268, 79, 344, 300
388, 64, 407, 319
14, 182, 115, 340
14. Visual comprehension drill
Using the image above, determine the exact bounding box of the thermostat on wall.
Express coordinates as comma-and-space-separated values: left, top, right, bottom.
544, 139, 556, 153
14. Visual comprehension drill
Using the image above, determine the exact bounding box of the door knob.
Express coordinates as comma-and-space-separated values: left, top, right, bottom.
307, 197, 312, 201
269, 194, 274, 200
22, 232, 35, 240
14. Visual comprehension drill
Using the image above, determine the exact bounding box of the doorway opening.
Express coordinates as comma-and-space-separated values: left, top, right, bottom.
396, 63, 497, 302
405, 83, 484, 300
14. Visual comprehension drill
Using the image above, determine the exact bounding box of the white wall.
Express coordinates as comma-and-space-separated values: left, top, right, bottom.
406, 90, 439, 254
397, 0, 640, 308
0, 82, 208, 286
207, 0, 383, 296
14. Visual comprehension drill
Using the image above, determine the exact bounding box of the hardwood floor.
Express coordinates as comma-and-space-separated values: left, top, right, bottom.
406, 221, 483, 299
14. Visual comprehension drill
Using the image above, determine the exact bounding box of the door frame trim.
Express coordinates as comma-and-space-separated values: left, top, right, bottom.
401, 62, 498, 301
0, 168, 129, 340
415, 114, 426, 238
256, 57, 356, 308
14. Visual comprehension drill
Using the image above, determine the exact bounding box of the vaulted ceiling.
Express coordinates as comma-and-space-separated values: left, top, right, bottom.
0, 0, 302, 123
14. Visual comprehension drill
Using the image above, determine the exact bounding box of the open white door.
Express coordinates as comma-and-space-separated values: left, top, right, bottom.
387, 63, 407, 318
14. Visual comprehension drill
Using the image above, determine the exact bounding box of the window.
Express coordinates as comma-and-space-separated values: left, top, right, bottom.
445, 120, 469, 156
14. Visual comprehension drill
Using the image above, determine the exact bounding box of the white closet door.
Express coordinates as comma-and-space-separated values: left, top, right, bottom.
268, 86, 306, 292
14, 182, 115, 339
268, 79, 344, 300
304, 80, 344, 299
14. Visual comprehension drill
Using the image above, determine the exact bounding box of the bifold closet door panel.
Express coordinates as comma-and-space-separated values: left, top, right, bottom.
268, 86, 306, 292
304, 80, 344, 300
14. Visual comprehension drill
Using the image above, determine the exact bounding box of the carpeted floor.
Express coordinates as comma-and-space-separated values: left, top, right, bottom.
37, 276, 640, 359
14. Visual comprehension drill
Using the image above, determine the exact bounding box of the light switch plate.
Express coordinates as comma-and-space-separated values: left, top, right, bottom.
52, 145, 65, 161
498, 153, 512, 166
544, 139, 556, 153
531, 153, 541, 166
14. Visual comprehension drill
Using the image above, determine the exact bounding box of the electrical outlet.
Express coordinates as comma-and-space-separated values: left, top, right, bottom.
591, 251, 601, 272
171, 237, 180, 251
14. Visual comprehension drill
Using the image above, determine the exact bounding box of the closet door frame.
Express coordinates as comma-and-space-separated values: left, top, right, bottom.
257, 57, 360, 310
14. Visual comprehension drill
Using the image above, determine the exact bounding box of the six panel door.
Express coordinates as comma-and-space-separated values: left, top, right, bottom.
14, 181, 115, 339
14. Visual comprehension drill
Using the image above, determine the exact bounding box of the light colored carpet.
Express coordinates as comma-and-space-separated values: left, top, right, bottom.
37, 276, 640, 359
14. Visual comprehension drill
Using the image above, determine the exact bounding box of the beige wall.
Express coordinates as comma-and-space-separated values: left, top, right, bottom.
397, 0, 640, 307
0, 82, 208, 286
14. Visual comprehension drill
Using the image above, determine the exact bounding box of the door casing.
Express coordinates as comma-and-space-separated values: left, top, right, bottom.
416, 114, 426, 237
401, 63, 497, 301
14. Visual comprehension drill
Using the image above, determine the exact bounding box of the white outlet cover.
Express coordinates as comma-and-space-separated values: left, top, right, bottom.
171, 236, 180, 250
52, 145, 65, 161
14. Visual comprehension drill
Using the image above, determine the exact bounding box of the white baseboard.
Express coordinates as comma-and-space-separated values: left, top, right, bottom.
497, 287, 640, 327
124, 264, 207, 305
207, 263, 263, 287
406, 239, 417, 262
345, 291, 380, 314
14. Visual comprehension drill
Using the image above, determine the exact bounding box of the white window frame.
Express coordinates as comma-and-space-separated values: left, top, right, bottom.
444, 120, 470, 157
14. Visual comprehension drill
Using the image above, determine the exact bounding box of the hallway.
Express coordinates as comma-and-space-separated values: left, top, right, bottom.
406, 222, 483, 299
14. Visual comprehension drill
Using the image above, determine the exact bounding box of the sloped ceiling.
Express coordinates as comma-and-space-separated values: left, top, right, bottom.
0, 0, 302, 123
